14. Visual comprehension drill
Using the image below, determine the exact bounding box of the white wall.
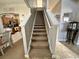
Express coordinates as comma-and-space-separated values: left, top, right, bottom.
28, 0, 46, 8
12, 32, 22, 43
47, 0, 60, 11
62, 0, 79, 21
0, 4, 30, 23
47, 0, 56, 10
0, 15, 4, 33
0, 3, 31, 43
58, 0, 79, 41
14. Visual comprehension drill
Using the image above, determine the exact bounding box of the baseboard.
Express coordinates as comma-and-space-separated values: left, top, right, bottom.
74, 41, 79, 45
76, 43, 79, 45
24, 54, 29, 58
13, 38, 22, 43
12, 32, 22, 43
58, 39, 67, 41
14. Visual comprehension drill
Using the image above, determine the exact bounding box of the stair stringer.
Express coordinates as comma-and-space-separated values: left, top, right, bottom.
43, 10, 58, 58
28, 11, 37, 54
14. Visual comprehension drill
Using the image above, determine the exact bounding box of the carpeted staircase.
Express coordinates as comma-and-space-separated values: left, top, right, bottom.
29, 11, 52, 59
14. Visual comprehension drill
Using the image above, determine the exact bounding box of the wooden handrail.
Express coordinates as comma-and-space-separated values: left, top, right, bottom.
44, 10, 51, 28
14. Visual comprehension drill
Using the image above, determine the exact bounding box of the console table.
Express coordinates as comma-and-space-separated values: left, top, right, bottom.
0, 30, 13, 55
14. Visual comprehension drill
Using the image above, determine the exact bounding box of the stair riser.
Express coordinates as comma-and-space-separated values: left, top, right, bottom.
32, 40, 48, 42
33, 31, 46, 32
31, 43, 48, 46
33, 29, 46, 30
31, 46, 49, 49
32, 37, 47, 41
33, 35, 47, 36
33, 33, 46, 35
34, 24, 45, 26
34, 27, 45, 29
31, 45, 48, 47
33, 32, 46, 33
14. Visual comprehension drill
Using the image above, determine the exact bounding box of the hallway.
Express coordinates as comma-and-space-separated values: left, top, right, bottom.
0, 40, 79, 59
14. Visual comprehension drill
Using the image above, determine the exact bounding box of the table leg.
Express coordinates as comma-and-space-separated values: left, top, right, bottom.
0, 48, 4, 56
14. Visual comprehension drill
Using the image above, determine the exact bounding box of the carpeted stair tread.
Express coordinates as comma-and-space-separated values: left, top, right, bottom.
29, 56, 52, 59
32, 36, 48, 41
30, 48, 51, 57
34, 25, 45, 26
31, 41, 48, 48
33, 29, 46, 32
34, 26, 45, 29
33, 32, 47, 36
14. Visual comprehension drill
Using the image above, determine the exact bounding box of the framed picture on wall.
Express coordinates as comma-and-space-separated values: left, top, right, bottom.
1, 13, 21, 34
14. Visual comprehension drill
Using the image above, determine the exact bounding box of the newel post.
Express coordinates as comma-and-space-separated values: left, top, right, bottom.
20, 25, 29, 58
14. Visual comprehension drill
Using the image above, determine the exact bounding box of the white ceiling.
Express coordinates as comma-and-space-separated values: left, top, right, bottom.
0, 0, 25, 5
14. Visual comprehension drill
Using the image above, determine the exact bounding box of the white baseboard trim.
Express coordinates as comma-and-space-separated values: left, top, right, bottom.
12, 32, 22, 43
58, 39, 67, 41
52, 54, 56, 59
24, 54, 29, 59
13, 38, 22, 43
75, 41, 79, 46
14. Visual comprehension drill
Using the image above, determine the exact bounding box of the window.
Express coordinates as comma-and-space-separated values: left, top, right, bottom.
37, 0, 43, 7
